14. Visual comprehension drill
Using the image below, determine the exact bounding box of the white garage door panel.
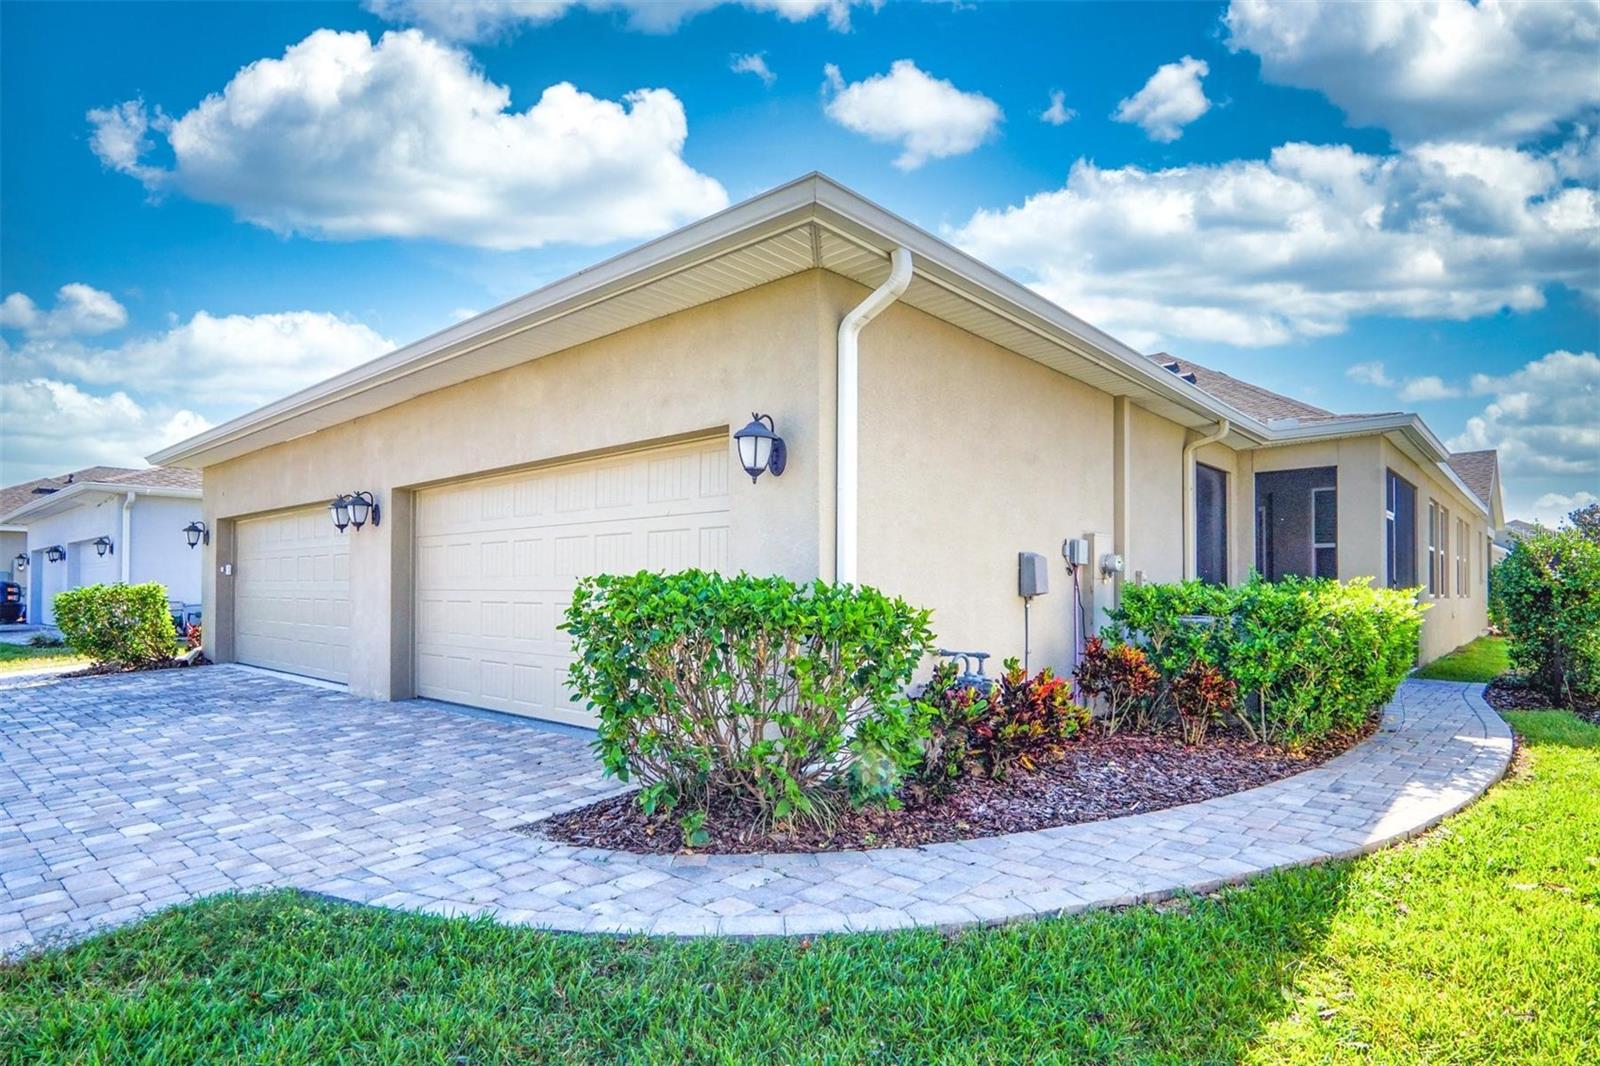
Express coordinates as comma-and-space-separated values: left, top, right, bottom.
235, 508, 352, 683
415, 439, 731, 726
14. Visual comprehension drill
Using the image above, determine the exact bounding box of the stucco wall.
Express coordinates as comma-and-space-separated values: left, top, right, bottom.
1379, 439, 1492, 662
200, 271, 834, 699
130, 496, 204, 604
839, 273, 1117, 677
1125, 405, 1186, 585
24, 495, 124, 624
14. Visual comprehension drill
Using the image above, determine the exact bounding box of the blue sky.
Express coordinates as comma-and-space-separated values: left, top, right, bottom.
1, 0, 1596, 521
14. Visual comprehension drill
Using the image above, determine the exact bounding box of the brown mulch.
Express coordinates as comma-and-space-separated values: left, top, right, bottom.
1484, 675, 1600, 723
62, 655, 210, 678
529, 717, 1379, 856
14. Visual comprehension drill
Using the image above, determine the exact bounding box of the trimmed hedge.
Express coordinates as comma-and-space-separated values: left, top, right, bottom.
563, 570, 933, 836
1492, 527, 1600, 706
1102, 576, 1425, 746
53, 582, 177, 666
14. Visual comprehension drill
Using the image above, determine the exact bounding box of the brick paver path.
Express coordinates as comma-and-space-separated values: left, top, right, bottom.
1, 666, 1511, 953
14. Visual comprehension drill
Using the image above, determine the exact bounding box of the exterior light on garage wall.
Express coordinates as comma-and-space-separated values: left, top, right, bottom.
347, 491, 380, 530
12, 553, 26, 570
329, 494, 352, 533
45, 545, 66, 563
183, 521, 210, 548
94, 536, 114, 557
732, 413, 786, 484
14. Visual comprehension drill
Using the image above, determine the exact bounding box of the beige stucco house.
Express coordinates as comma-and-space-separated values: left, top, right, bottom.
150, 175, 1502, 724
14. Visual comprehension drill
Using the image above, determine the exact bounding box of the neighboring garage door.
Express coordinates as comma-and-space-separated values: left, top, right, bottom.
415, 437, 731, 726
234, 507, 352, 683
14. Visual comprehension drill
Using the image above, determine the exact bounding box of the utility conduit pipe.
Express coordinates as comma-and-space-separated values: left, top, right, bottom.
836, 246, 913, 584
1181, 420, 1230, 581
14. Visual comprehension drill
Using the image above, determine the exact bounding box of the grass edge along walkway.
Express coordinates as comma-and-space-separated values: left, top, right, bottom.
1, 707, 1596, 1065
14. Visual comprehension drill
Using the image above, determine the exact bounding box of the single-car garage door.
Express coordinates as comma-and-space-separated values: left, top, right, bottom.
415, 438, 731, 726
234, 507, 352, 683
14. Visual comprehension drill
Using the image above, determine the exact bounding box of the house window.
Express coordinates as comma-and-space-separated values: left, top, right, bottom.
1427, 501, 1441, 596
1195, 462, 1228, 585
1456, 518, 1468, 596
1386, 470, 1417, 588
1438, 505, 1450, 596
1312, 486, 1337, 578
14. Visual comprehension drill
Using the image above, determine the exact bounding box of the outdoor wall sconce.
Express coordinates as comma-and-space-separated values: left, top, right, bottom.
330, 491, 381, 532
733, 413, 786, 483
12, 553, 26, 570
45, 545, 66, 563
183, 521, 210, 549
93, 536, 114, 557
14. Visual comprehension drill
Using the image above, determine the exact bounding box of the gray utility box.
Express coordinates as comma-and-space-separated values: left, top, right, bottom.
1018, 551, 1050, 598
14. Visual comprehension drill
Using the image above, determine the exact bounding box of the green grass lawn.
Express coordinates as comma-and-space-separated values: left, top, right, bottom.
0, 641, 85, 673
1415, 635, 1511, 683
2, 711, 1596, 1065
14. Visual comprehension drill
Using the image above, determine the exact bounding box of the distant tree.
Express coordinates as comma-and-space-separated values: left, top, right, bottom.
1569, 502, 1600, 545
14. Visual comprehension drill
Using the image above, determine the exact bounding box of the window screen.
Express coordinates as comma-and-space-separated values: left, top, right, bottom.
1195, 463, 1228, 585
1312, 487, 1337, 578
1386, 470, 1417, 588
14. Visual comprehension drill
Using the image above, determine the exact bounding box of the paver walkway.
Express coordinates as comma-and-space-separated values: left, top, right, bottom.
1, 665, 1511, 954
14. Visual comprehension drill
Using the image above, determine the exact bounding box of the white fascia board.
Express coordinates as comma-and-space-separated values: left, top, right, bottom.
0, 482, 202, 526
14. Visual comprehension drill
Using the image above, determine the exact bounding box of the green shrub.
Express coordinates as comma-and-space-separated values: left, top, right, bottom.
53, 583, 177, 666
1104, 576, 1424, 746
1493, 528, 1600, 707
562, 570, 934, 832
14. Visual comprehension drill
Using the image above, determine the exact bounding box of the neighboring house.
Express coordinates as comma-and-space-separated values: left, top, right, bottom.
150, 174, 1502, 723
0, 467, 204, 626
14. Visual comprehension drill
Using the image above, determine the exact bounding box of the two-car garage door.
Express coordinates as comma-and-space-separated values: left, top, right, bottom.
414, 438, 731, 726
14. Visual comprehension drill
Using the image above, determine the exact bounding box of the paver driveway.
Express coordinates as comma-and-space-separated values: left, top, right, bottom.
1, 665, 621, 956
1, 665, 1510, 954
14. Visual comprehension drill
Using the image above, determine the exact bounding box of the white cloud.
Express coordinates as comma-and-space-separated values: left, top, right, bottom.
1041, 90, 1076, 126
0, 378, 212, 483
950, 141, 1599, 348
1346, 361, 1394, 388
731, 52, 776, 87
7, 308, 394, 409
1530, 490, 1600, 526
1448, 351, 1599, 482
1225, 0, 1600, 146
1112, 55, 1210, 143
364, 0, 857, 42
0, 284, 128, 338
1397, 375, 1462, 402
822, 60, 1002, 170
87, 29, 729, 250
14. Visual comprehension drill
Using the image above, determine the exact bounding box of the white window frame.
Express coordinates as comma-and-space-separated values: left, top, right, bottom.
1311, 486, 1337, 578
1427, 500, 1439, 596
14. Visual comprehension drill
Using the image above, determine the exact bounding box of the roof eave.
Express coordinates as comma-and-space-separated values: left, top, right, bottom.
0, 483, 202, 526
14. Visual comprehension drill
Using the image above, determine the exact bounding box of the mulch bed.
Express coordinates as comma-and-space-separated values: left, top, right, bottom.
1484, 676, 1599, 723
62, 655, 210, 678
529, 717, 1379, 856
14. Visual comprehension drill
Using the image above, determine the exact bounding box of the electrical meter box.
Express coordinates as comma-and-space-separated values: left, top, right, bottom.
1018, 551, 1050, 598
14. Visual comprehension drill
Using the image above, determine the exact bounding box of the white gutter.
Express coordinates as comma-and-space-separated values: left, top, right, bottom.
1182, 420, 1231, 580
836, 247, 913, 583
120, 492, 135, 583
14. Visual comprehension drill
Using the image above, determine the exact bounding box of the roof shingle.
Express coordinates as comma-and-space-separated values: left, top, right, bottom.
0, 466, 202, 520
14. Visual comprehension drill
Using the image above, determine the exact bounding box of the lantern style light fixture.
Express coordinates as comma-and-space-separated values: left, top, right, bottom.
183, 520, 210, 549
45, 545, 66, 563
347, 491, 380, 530
732, 413, 786, 484
12, 553, 26, 571
329, 494, 352, 533
93, 536, 114, 557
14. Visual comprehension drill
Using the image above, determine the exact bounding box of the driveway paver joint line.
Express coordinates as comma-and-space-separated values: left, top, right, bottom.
0, 666, 1511, 954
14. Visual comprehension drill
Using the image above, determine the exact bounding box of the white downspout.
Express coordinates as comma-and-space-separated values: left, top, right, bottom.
120, 492, 135, 583
1181, 420, 1231, 580
836, 246, 913, 584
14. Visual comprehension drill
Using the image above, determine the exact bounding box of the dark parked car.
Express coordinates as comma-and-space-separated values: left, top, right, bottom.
0, 582, 22, 624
